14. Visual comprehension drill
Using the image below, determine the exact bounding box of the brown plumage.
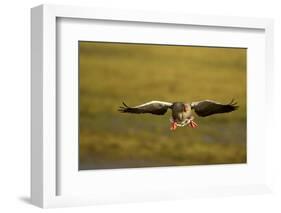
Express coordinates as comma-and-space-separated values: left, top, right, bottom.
191, 99, 238, 117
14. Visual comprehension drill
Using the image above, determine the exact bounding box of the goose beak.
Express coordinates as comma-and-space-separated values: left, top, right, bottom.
183, 104, 188, 112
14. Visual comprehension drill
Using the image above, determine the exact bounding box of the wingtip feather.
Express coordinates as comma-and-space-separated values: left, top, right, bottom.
122, 102, 129, 107
228, 99, 239, 111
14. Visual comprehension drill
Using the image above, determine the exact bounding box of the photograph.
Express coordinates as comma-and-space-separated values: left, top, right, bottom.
79, 41, 247, 170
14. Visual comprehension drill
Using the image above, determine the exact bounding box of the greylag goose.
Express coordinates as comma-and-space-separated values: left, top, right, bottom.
118, 100, 238, 130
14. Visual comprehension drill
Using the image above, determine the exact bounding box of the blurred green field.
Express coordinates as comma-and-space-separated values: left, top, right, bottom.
79, 41, 246, 170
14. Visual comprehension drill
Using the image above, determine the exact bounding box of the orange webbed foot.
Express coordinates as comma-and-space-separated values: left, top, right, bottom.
188, 120, 198, 128
170, 122, 177, 131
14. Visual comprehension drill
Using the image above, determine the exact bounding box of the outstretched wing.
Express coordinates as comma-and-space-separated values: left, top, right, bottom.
191, 99, 238, 117
118, 101, 172, 115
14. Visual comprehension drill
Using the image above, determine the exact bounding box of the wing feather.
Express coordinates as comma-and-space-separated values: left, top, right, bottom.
118, 101, 172, 115
191, 99, 238, 117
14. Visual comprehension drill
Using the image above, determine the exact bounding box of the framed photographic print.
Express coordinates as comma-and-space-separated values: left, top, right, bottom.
31, 4, 274, 208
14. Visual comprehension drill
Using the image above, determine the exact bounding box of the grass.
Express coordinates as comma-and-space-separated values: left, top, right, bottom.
79, 41, 247, 170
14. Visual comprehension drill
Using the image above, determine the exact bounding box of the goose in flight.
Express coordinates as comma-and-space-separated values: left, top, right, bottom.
118, 100, 238, 130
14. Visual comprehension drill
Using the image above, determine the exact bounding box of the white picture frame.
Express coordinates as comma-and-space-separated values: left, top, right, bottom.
31, 4, 274, 208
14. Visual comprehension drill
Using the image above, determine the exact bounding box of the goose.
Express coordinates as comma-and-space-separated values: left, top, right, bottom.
118, 100, 238, 130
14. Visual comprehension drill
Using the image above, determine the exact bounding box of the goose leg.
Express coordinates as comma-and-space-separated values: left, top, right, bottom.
170, 121, 177, 130
188, 120, 198, 128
